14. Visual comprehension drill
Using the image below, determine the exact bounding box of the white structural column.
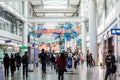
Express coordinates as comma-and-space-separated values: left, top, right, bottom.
23, 23, 28, 46
102, 0, 106, 67
74, 38, 77, 50
80, 0, 87, 56
23, 1, 29, 46
65, 38, 67, 51
89, 0, 97, 62
81, 21, 87, 55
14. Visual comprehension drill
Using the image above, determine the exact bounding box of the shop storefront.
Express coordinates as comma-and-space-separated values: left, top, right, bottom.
0, 41, 20, 62
98, 29, 116, 66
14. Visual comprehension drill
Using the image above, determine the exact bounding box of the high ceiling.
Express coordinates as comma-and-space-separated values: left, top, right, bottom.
30, 0, 80, 17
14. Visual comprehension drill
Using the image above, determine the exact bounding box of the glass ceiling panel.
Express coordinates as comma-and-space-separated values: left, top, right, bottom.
44, 5, 68, 9
45, 13, 64, 17
43, 0, 68, 9
43, 0, 68, 5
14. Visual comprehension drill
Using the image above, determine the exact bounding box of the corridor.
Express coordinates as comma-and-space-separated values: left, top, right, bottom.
4, 63, 120, 80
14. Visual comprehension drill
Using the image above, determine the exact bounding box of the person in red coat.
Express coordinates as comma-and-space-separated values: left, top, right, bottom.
57, 52, 67, 80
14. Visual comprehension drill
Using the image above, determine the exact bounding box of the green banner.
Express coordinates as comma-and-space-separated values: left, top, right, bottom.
20, 46, 28, 49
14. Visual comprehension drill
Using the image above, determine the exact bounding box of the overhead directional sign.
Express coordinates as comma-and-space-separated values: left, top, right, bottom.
111, 28, 120, 35
20, 46, 28, 49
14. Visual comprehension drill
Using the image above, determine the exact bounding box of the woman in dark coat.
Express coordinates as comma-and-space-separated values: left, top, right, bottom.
57, 52, 67, 80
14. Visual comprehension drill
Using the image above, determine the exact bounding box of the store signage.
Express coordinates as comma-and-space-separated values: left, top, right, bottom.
20, 46, 28, 49
111, 28, 120, 35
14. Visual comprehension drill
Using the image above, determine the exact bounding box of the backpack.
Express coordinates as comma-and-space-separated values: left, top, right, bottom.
40, 53, 46, 61
111, 64, 117, 73
22, 56, 26, 64
67, 58, 72, 68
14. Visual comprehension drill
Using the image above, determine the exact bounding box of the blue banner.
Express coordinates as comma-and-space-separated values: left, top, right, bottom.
111, 28, 120, 35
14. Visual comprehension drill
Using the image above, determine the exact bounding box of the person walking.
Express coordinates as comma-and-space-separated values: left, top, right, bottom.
22, 52, 29, 77
50, 54, 55, 70
73, 54, 78, 69
10, 54, 16, 76
57, 52, 67, 80
89, 53, 95, 67
16, 53, 21, 71
3, 54, 10, 77
86, 53, 91, 68
104, 50, 115, 80
39, 49, 47, 73
67, 52, 72, 69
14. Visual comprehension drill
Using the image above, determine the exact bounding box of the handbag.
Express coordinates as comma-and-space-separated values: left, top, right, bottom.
59, 66, 67, 72
63, 67, 67, 72
80, 56, 84, 61
111, 64, 117, 73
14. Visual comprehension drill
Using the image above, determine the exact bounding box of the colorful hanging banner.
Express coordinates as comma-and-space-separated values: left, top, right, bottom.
35, 29, 73, 34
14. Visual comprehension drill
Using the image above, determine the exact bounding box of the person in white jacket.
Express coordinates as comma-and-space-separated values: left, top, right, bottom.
0, 62, 4, 80
67, 52, 74, 72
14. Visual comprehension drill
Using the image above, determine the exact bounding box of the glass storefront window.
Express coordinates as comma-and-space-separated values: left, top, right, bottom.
0, 22, 3, 30
20, 27, 23, 36
7, 2, 23, 15
4, 22, 7, 31
0, 16, 15, 33
22, 1, 24, 15
0, 44, 4, 62
0, 3, 23, 35
0, 50, 4, 62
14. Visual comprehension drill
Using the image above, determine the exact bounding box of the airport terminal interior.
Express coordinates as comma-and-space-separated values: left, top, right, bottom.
0, 0, 120, 80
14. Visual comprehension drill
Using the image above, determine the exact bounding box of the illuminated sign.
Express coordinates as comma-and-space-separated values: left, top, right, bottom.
111, 28, 120, 35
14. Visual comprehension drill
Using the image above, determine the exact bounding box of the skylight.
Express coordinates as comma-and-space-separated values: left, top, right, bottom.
44, 5, 68, 9
43, 0, 68, 5
45, 13, 64, 17
43, 0, 68, 9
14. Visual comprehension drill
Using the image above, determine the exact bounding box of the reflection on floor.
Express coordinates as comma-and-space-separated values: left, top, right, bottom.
4, 63, 120, 80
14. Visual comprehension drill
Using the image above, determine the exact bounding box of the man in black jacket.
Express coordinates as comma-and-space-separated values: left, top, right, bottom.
105, 50, 115, 80
22, 52, 28, 77
50, 54, 55, 70
3, 54, 10, 77
39, 49, 47, 73
16, 53, 21, 71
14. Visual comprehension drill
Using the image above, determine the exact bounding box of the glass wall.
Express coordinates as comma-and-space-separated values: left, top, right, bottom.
19, 25, 23, 36
11, 23, 17, 34
6, 1, 24, 15
97, 0, 103, 27
97, 0, 119, 27
105, 0, 118, 18
98, 9, 103, 26
0, 18, 11, 32
0, 9, 23, 35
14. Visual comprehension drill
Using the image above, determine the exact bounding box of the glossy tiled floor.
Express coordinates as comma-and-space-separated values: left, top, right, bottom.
4, 63, 120, 80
